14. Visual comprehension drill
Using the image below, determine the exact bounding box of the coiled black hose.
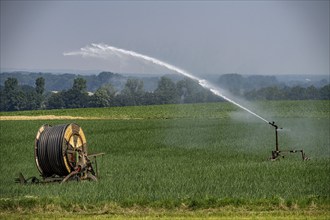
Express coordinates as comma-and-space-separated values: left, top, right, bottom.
35, 123, 87, 178
35, 124, 69, 177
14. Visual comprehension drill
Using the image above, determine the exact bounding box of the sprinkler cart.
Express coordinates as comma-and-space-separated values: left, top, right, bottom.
268, 121, 308, 161
15, 123, 104, 184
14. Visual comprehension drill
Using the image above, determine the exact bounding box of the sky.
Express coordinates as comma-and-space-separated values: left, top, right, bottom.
1, 1, 329, 76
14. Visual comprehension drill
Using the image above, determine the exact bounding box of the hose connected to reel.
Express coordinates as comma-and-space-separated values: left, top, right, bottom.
25, 123, 103, 184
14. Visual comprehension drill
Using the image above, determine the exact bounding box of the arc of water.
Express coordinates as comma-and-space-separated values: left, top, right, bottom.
64, 43, 269, 123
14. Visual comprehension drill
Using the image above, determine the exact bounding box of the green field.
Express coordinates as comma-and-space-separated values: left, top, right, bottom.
0, 101, 329, 219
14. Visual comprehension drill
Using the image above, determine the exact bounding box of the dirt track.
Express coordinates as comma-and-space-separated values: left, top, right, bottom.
0, 115, 100, 120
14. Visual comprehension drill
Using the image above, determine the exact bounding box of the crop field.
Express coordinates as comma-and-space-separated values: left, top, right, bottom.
0, 101, 329, 219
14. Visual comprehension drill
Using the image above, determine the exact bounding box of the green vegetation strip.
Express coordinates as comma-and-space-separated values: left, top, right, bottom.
1, 101, 329, 119
1, 202, 329, 219
1, 196, 329, 219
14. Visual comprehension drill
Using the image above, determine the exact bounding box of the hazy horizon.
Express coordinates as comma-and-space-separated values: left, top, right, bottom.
1, 67, 328, 81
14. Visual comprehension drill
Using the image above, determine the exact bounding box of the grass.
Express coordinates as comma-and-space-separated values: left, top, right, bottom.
0, 100, 328, 119
0, 101, 329, 218
1, 205, 330, 219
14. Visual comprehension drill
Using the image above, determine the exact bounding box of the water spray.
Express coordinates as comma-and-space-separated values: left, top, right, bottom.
64, 43, 308, 161
64, 44, 269, 123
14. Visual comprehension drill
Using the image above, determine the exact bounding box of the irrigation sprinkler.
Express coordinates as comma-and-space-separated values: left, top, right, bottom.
268, 121, 308, 161
15, 123, 105, 184
65, 44, 311, 162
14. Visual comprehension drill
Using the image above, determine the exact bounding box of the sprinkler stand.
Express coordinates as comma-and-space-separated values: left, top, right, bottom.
268, 121, 308, 161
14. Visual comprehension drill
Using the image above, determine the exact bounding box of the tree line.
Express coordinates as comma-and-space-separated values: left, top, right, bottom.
244, 85, 330, 100
0, 77, 45, 111
0, 71, 127, 92
0, 76, 221, 111
0, 76, 329, 111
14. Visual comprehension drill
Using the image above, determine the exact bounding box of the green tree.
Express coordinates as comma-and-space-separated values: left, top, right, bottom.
288, 86, 306, 100
218, 73, 244, 95
119, 78, 145, 106
262, 86, 285, 100
0, 88, 4, 111
35, 77, 45, 94
20, 85, 38, 110
47, 92, 65, 109
305, 86, 319, 100
176, 77, 212, 103
62, 78, 89, 108
35, 77, 45, 109
1, 78, 26, 111
319, 84, 330, 100
154, 77, 178, 104
89, 84, 116, 107
141, 92, 157, 105
72, 77, 87, 92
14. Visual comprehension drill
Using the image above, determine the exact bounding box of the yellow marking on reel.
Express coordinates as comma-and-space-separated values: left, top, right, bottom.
35, 125, 46, 140
64, 124, 73, 142
35, 125, 48, 175
79, 129, 87, 144
63, 155, 71, 173
76, 137, 83, 149
35, 158, 43, 175
69, 136, 76, 148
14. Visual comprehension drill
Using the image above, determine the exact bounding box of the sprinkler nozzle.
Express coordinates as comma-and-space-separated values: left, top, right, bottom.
269, 121, 278, 129
268, 121, 283, 130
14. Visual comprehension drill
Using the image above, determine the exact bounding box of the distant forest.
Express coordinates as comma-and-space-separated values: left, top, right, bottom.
0, 71, 329, 111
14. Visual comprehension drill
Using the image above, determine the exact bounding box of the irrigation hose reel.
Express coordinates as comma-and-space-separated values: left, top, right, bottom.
16, 123, 104, 184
